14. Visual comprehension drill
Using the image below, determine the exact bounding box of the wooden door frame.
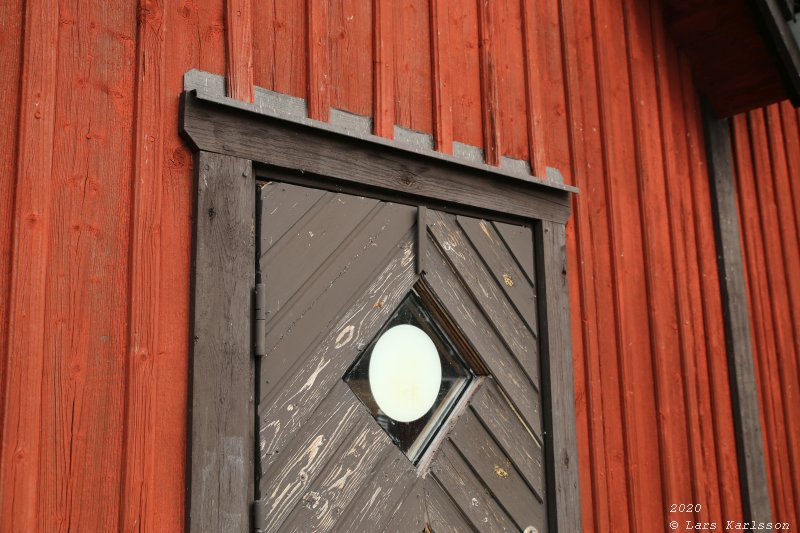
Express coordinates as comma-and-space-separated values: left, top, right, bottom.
180, 70, 581, 533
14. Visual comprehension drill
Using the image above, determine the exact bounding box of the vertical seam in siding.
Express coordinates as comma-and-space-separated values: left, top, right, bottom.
650, 1, 700, 524
0, 0, 25, 474
588, 0, 643, 529
120, 0, 166, 530
0, 0, 59, 528
429, 0, 452, 154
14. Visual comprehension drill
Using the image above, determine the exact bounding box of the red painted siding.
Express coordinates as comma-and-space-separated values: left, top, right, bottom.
732, 102, 800, 530
0, 0, 785, 530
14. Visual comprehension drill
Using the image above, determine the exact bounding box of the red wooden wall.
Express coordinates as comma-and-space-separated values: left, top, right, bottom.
732, 102, 800, 531
0, 0, 778, 530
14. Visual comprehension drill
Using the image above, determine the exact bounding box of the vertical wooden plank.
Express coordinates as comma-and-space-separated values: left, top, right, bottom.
732, 113, 791, 526
198, 0, 228, 75
622, 0, 696, 528
252, 0, 308, 98
762, 104, 800, 522
591, 0, 659, 529
476, 0, 499, 165
558, 0, 618, 529
329, 0, 373, 117
188, 152, 255, 533
373, 0, 394, 138
429, 0, 453, 153
521, 0, 544, 176
680, 58, 743, 524
522, 0, 570, 177
777, 102, 800, 238
745, 110, 800, 527
121, 0, 166, 529
0, 0, 24, 457
703, 105, 772, 526
764, 104, 800, 359
152, 0, 229, 527
535, 220, 581, 533
226, 0, 255, 102
393, 0, 433, 133
0, 0, 59, 527
490, 0, 527, 161
307, 0, 330, 120
447, 0, 482, 149
34, 0, 137, 529
652, 3, 705, 522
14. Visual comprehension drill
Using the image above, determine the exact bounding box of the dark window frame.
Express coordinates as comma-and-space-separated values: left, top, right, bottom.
180, 70, 581, 533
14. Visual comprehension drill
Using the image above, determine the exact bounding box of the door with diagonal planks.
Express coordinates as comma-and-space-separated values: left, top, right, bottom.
255, 181, 546, 533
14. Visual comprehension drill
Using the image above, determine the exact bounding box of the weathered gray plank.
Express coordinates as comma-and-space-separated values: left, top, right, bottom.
703, 108, 772, 525
257, 382, 363, 532
470, 379, 545, 502
449, 411, 543, 531
332, 448, 417, 533
259, 201, 416, 402
258, 182, 327, 255
259, 232, 418, 471
281, 416, 392, 533
429, 211, 539, 388
260, 190, 376, 327
188, 152, 254, 533
457, 215, 538, 333
181, 91, 573, 224
430, 440, 516, 532
534, 220, 581, 533
380, 478, 427, 533
493, 220, 536, 284
423, 238, 542, 438
424, 477, 477, 533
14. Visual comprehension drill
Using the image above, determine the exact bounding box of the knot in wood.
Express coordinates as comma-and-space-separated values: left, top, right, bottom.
302, 491, 320, 509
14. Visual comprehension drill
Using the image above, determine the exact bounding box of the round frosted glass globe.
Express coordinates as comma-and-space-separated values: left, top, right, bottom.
368, 324, 442, 422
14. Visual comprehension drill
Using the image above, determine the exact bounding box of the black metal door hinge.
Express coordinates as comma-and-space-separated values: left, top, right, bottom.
253, 499, 268, 532
254, 283, 266, 357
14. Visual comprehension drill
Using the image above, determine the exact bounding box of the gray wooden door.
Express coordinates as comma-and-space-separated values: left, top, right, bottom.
255, 181, 546, 533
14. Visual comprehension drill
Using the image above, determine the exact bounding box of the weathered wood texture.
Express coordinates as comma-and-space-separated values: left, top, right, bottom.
256, 182, 546, 532
703, 108, 772, 525
122, 1, 168, 530
0, 0, 775, 530
731, 103, 800, 531
536, 220, 581, 533
0, 0, 228, 529
188, 152, 254, 532
180, 92, 572, 224
0, 0, 23, 474
225, 0, 254, 102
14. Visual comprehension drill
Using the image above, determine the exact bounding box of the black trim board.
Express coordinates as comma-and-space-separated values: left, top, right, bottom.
703, 103, 772, 525
182, 70, 580, 533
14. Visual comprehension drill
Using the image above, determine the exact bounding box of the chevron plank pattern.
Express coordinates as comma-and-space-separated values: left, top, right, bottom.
256, 182, 546, 532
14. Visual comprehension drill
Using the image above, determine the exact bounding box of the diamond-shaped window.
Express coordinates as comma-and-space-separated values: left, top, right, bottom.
343, 290, 474, 463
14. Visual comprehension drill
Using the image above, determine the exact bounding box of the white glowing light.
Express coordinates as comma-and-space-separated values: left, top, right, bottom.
368, 324, 442, 422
